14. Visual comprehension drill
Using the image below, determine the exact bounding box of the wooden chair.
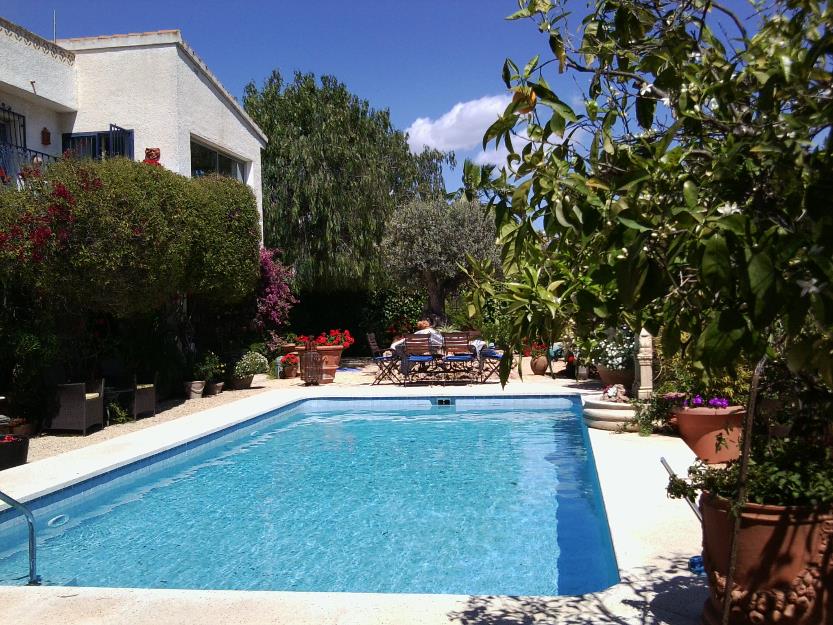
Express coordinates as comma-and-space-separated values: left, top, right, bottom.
479, 348, 505, 383
53, 379, 105, 435
367, 333, 401, 385
403, 334, 434, 384
441, 332, 475, 383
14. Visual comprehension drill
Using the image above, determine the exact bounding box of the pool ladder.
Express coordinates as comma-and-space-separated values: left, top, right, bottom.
0, 488, 41, 585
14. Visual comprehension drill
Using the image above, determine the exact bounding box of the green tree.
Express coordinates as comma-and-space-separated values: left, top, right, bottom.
243, 70, 451, 289
466, 0, 833, 384
383, 197, 497, 320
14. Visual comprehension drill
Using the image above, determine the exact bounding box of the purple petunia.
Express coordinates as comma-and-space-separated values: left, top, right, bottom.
708, 397, 730, 409
691, 394, 704, 407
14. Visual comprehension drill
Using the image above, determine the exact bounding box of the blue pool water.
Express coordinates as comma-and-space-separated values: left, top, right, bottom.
0, 397, 618, 595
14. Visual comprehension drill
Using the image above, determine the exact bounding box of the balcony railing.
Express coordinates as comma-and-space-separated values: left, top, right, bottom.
0, 142, 58, 190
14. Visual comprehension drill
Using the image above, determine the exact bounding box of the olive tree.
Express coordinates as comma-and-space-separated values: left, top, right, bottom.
383, 197, 497, 320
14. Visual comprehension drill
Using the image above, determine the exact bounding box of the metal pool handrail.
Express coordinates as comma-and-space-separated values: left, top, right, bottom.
0, 488, 41, 585
660, 457, 703, 524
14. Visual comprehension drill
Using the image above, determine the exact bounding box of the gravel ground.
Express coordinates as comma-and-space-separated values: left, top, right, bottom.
25, 357, 582, 463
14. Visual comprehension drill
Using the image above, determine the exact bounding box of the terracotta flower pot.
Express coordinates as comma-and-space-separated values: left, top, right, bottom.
596, 365, 635, 389
700, 493, 833, 625
231, 375, 254, 390
203, 381, 224, 396
279, 343, 297, 355
281, 365, 298, 379
0, 436, 29, 470
673, 405, 744, 463
530, 355, 549, 375
183, 380, 206, 400
297, 345, 343, 384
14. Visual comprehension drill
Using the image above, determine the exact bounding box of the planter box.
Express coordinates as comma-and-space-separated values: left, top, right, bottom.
203, 381, 224, 396
297, 345, 343, 384
0, 436, 29, 470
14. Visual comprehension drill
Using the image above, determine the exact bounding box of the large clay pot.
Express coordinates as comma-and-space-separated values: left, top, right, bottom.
230, 375, 254, 390
279, 343, 297, 355
0, 436, 29, 470
582, 395, 638, 431
203, 381, 224, 396
674, 405, 744, 463
297, 345, 343, 384
700, 493, 833, 625
183, 380, 206, 399
596, 365, 635, 389
530, 355, 549, 375
281, 365, 298, 379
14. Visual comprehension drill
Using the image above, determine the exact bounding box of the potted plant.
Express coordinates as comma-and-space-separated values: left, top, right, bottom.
523, 340, 549, 375
279, 352, 299, 378
592, 329, 636, 389
668, 393, 744, 464
669, 360, 833, 625
583, 384, 639, 431
183, 355, 206, 400
296, 329, 355, 384
197, 351, 226, 396
0, 434, 29, 470
231, 351, 269, 389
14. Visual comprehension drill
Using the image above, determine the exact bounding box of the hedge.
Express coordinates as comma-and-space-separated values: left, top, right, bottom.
0, 157, 260, 317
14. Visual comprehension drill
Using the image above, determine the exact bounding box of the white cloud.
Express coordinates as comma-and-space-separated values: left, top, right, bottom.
406, 94, 511, 153
474, 127, 530, 166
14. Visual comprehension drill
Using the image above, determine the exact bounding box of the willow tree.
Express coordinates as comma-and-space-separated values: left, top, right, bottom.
244, 70, 449, 289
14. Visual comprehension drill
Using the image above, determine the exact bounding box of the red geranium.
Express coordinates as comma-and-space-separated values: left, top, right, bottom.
297, 329, 355, 349
280, 353, 299, 366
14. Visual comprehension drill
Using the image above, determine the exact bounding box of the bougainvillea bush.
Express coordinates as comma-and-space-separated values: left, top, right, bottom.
256, 248, 297, 333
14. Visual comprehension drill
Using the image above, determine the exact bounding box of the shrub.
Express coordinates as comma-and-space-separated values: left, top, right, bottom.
194, 351, 225, 382
255, 248, 296, 332
233, 351, 269, 378
189, 175, 260, 305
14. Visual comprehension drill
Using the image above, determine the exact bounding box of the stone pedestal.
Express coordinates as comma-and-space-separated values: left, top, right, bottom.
634, 328, 654, 400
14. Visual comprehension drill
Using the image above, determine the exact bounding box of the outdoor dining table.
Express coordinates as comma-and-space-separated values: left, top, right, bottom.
389, 335, 488, 377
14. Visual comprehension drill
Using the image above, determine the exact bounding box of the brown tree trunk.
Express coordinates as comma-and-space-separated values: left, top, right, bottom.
425, 276, 446, 323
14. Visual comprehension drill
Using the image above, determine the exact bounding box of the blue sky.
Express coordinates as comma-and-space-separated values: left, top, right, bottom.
4, 1, 756, 189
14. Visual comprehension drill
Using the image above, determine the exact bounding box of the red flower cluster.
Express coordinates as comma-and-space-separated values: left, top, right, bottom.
0, 435, 23, 444
280, 353, 299, 366
521, 340, 548, 358
297, 329, 355, 349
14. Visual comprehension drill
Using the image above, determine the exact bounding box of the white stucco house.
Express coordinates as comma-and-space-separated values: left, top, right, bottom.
0, 17, 266, 224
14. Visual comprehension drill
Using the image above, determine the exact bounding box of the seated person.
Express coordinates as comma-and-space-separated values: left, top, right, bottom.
414, 319, 444, 347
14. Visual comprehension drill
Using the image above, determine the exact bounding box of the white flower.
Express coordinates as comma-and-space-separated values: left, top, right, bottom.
797, 278, 820, 296
717, 202, 740, 216
661, 97, 671, 107
639, 83, 653, 96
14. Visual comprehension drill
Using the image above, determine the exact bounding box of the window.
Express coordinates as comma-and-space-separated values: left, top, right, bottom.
62, 125, 134, 159
190, 139, 245, 181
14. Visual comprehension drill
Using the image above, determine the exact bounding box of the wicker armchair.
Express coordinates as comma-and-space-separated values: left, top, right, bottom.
133, 376, 156, 419
53, 379, 105, 435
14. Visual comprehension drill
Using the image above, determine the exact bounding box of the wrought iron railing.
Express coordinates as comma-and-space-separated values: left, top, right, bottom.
0, 142, 58, 190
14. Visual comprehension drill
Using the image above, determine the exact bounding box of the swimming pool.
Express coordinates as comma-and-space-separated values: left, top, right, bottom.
0, 396, 618, 595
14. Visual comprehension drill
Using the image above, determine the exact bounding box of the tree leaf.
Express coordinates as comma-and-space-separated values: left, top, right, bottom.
683, 180, 698, 209
701, 235, 730, 288
635, 95, 655, 129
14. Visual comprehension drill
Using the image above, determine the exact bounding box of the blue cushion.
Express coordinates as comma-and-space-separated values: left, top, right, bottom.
408, 355, 433, 362
373, 355, 395, 361
481, 349, 503, 358
445, 355, 474, 362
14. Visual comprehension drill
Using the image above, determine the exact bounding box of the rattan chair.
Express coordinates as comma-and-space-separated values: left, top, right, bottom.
53, 379, 105, 435
133, 375, 156, 419
367, 333, 401, 385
